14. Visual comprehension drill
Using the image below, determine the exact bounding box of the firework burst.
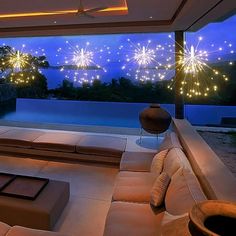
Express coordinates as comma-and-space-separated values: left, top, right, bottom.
167, 35, 234, 98
133, 45, 155, 66
57, 41, 108, 85
8, 50, 29, 71
120, 38, 174, 82
0, 44, 45, 84
0, 44, 30, 72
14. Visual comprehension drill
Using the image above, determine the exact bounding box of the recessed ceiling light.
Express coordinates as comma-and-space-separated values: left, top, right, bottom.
149, 16, 153, 19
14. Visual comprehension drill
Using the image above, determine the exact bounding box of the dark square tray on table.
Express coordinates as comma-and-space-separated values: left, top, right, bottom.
0, 172, 49, 200
0, 172, 69, 230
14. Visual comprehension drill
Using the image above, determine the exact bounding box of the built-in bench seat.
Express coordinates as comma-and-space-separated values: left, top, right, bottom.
33, 132, 81, 153
76, 135, 127, 158
0, 126, 127, 164
0, 129, 45, 148
0, 126, 12, 135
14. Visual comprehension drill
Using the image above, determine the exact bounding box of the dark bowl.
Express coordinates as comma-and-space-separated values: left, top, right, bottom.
189, 200, 236, 236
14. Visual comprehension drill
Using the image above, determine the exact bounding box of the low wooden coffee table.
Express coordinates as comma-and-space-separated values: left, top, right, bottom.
0, 174, 70, 230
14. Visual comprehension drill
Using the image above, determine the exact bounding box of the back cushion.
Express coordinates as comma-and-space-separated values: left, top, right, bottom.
159, 132, 183, 151
150, 149, 169, 174
165, 168, 207, 215
163, 148, 192, 177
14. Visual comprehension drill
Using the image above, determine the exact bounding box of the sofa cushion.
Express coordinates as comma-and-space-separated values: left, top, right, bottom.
161, 215, 190, 236
0, 129, 45, 148
76, 135, 127, 158
165, 168, 207, 215
163, 148, 192, 177
150, 149, 169, 173
161, 211, 188, 226
159, 132, 183, 151
120, 152, 155, 172
150, 172, 170, 207
112, 171, 157, 203
0, 126, 12, 135
0, 222, 10, 236
7, 226, 67, 236
103, 201, 164, 236
33, 132, 82, 153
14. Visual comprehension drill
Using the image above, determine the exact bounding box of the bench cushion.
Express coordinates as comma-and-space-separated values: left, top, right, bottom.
165, 168, 207, 215
33, 132, 82, 153
0, 129, 45, 148
112, 171, 157, 203
0, 222, 10, 236
163, 148, 192, 177
76, 135, 127, 158
7, 226, 67, 236
120, 152, 155, 172
0, 126, 12, 135
103, 201, 163, 236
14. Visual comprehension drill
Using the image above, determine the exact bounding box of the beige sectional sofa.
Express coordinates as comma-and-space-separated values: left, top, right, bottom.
0, 120, 236, 236
0, 126, 127, 164
104, 131, 207, 236
103, 119, 236, 236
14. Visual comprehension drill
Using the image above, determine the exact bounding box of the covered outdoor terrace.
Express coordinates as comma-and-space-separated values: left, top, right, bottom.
0, 1, 236, 236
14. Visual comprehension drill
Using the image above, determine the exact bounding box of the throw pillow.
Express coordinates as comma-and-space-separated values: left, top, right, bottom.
150, 149, 169, 173
150, 172, 171, 207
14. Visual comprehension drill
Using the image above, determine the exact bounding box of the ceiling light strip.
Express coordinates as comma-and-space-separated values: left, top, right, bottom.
0, 7, 128, 19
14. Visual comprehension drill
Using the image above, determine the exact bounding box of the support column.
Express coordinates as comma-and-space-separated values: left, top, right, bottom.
175, 31, 184, 119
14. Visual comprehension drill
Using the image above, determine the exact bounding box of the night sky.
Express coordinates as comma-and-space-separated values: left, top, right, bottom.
0, 14, 235, 88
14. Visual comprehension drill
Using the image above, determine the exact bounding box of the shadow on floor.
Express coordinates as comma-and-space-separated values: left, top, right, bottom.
135, 136, 160, 150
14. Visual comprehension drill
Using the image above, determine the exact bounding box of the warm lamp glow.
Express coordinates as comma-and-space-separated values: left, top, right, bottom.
0, 6, 128, 19
167, 35, 233, 98
8, 50, 29, 70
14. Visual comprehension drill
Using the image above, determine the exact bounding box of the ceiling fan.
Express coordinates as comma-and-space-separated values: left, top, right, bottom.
76, 0, 108, 18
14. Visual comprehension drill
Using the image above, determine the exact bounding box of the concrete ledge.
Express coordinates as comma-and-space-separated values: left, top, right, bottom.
172, 118, 236, 202
0, 120, 142, 135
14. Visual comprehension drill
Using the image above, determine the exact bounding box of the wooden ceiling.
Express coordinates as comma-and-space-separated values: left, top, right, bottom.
0, 0, 235, 37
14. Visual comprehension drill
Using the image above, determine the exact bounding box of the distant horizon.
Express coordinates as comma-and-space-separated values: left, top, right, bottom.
0, 14, 235, 89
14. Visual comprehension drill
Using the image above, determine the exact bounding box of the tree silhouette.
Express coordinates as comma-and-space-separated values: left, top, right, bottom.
0, 45, 49, 97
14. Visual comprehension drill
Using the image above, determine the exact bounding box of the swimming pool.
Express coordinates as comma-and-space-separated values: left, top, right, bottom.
0, 99, 175, 128
0, 99, 235, 128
